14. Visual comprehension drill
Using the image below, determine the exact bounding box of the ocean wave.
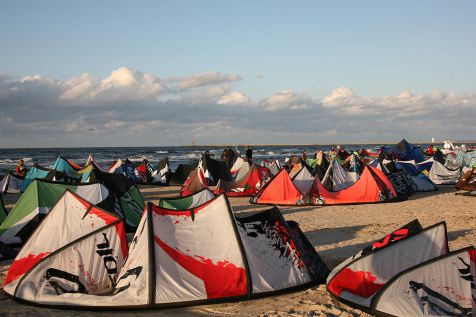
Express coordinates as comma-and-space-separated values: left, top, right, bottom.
128, 154, 153, 162
155, 150, 169, 154
169, 153, 202, 161
253, 153, 286, 158
0, 157, 33, 164
0, 159, 19, 164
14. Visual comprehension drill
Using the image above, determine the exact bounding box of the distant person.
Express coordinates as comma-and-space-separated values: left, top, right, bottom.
336, 146, 350, 161
433, 148, 445, 164
285, 154, 301, 170
221, 148, 232, 168
227, 147, 235, 168
427, 145, 435, 155
221, 148, 229, 161
16, 159, 27, 178
245, 146, 253, 163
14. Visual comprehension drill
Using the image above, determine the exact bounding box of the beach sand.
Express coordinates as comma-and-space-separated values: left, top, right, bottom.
0, 185, 474, 316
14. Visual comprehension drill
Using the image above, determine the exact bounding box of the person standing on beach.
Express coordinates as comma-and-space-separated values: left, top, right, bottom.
227, 147, 235, 168
15, 159, 27, 177
245, 146, 253, 163
221, 148, 234, 168
336, 145, 350, 161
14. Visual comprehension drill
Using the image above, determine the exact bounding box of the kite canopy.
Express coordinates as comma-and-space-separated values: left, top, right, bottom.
169, 162, 198, 186
180, 168, 208, 197
261, 159, 282, 176
199, 155, 232, 185
392, 139, 425, 163
372, 247, 476, 316
87, 167, 134, 197
456, 150, 476, 168
231, 157, 246, 176
212, 164, 269, 197
4, 194, 329, 309
234, 158, 251, 181
20, 164, 51, 192
159, 188, 215, 210
108, 159, 123, 174
82, 165, 144, 231
118, 185, 145, 231
51, 156, 92, 183
311, 166, 397, 205
151, 157, 173, 185
0, 195, 7, 224
235, 206, 329, 294
321, 158, 360, 191
0, 180, 115, 251
86, 154, 108, 172
428, 161, 461, 185
253, 168, 307, 205
327, 220, 476, 315
3, 190, 128, 303
0, 172, 22, 194
252, 164, 314, 206
253, 165, 396, 206
411, 173, 437, 192
381, 160, 437, 193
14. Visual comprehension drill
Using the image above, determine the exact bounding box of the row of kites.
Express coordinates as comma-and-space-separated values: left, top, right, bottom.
0, 139, 475, 200
0, 139, 473, 316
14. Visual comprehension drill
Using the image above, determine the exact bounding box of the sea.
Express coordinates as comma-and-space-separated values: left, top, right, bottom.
0, 142, 469, 175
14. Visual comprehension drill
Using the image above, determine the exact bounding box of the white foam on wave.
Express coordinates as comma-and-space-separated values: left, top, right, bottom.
128, 154, 152, 162
0, 159, 18, 164
170, 153, 201, 161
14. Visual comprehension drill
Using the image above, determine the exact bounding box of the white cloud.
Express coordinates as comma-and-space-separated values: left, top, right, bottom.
398, 90, 413, 99
104, 120, 128, 129
0, 68, 475, 147
60, 73, 96, 100
263, 90, 312, 111
322, 87, 355, 107
217, 91, 249, 105
205, 84, 230, 98
60, 67, 165, 102
177, 72, 241, 89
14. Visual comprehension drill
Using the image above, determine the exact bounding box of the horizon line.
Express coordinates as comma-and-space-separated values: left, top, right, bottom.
1, 140, 475, 150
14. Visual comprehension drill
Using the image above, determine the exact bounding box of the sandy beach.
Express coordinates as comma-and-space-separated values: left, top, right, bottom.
0, 185, 474, 316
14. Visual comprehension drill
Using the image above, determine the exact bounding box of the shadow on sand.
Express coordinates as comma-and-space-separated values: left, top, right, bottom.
447, 228, 476, 242
304, 225, 369, 248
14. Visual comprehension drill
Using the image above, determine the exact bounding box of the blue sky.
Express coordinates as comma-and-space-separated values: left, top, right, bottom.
0, 1, 475, 147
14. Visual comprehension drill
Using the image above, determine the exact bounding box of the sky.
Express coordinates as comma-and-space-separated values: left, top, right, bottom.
0, 1, 475, 147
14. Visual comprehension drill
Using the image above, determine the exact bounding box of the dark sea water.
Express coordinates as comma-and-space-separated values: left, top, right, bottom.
0, 142, 462, 175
